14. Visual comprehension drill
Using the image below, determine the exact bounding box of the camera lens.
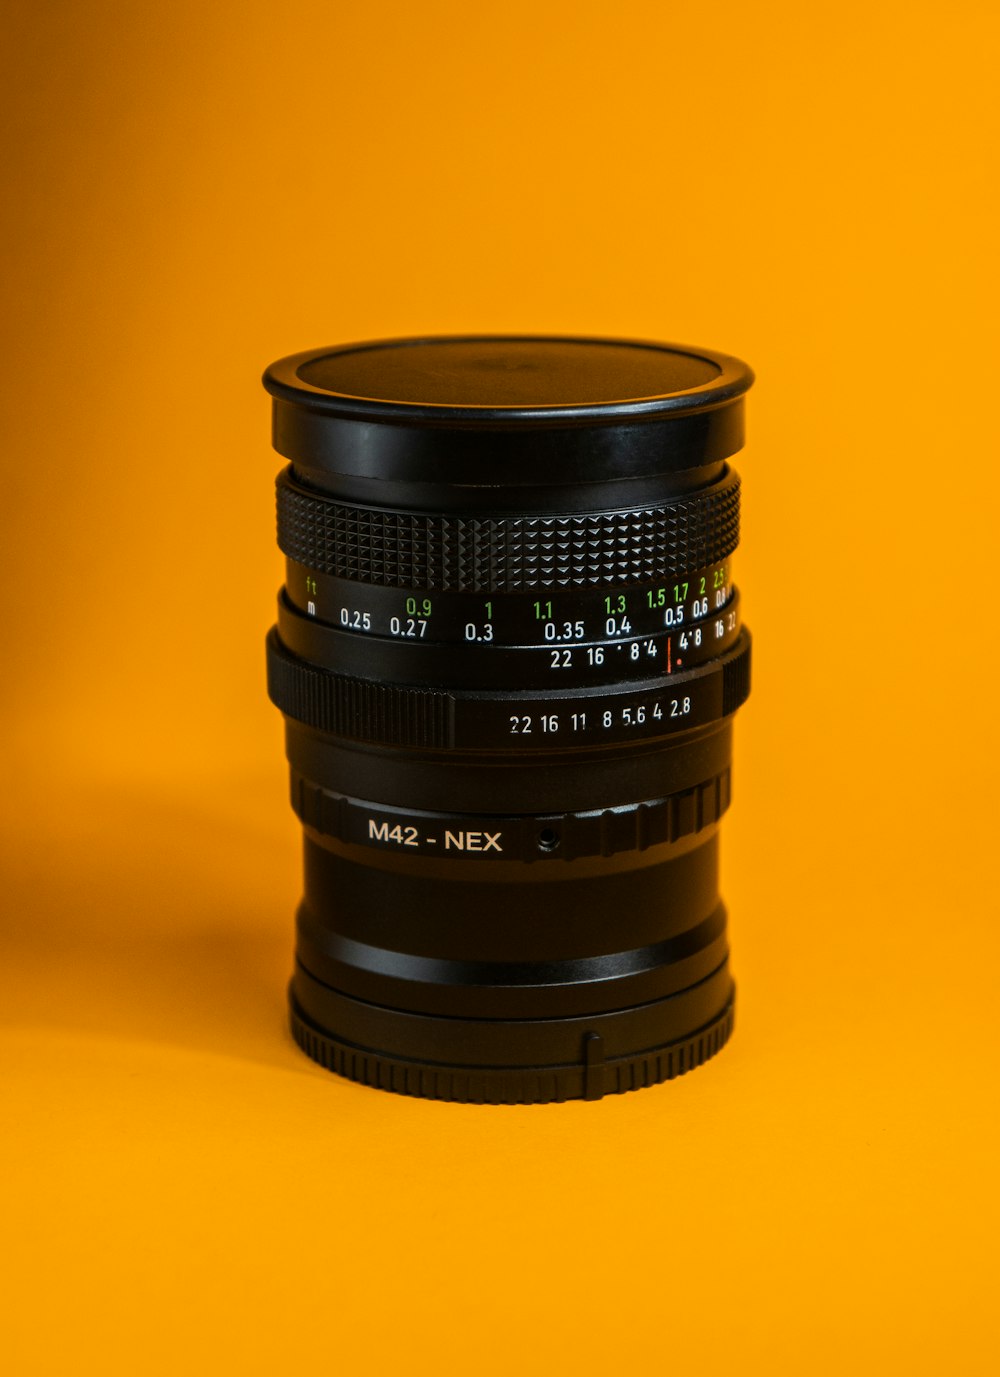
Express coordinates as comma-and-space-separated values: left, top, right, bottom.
264, 336, 753, 1102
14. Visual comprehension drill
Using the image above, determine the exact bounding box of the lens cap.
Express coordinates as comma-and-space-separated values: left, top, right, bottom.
263, 336, 753, 491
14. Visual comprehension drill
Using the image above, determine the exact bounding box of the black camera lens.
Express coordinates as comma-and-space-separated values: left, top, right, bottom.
264, 336, 753, 1103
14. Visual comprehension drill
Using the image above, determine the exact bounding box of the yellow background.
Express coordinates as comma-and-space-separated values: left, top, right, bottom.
2, 1, 997, 1372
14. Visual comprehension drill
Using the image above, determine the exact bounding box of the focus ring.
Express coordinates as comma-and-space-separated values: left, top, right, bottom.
277, 467, 740, 591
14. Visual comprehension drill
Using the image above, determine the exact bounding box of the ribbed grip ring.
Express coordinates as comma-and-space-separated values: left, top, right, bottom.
266, 630, 451, 748
290, 991, 735, 1103
267, 628, 751, 749
277, 467, 740, 592
268, 628, 751, 749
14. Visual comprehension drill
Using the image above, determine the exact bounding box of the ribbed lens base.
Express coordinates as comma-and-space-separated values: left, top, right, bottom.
288, 984, 735, 1104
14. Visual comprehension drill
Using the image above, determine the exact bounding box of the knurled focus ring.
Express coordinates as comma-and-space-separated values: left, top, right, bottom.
276, 467, 740, 592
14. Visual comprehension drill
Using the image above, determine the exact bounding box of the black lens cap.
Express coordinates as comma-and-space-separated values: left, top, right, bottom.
263, 335, 753, 493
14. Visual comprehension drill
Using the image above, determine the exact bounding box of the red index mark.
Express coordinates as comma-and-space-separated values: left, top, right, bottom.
667, 636, 672, 673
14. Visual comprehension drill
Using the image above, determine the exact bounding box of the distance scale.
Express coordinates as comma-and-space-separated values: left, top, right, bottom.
274, 586, 742, 689
284, 557, 736, 648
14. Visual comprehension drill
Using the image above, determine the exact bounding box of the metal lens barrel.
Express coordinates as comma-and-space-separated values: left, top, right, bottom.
263, 336, 753, 1103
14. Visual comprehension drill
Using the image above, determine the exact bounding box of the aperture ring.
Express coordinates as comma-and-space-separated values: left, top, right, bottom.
266, 626, 751, 751
276, 466, 740, 592
266, 628, 451, 748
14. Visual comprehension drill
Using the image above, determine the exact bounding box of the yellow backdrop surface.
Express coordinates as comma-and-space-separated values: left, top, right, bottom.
2, 2, 997, 1372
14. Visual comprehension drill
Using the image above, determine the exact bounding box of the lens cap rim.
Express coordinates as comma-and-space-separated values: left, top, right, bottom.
262, 334, 753, 428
